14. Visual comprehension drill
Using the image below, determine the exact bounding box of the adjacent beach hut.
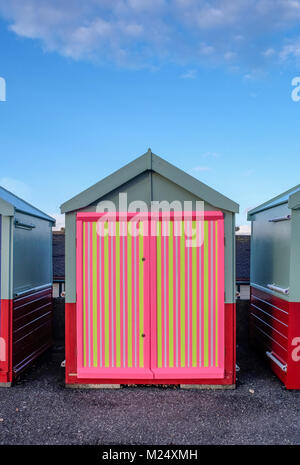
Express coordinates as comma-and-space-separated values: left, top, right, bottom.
248, 185, 300, 389
61, 149, 239, 388
0, 187, 55, 386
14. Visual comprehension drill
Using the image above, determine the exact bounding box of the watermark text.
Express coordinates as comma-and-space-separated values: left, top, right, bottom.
291, 77, 300, 102
0, 77, 6, 101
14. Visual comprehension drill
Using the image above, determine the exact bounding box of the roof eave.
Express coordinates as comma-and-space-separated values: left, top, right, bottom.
15, 208, 56, 224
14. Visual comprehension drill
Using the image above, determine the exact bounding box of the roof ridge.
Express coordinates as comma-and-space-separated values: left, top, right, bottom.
61, 149, 239, 214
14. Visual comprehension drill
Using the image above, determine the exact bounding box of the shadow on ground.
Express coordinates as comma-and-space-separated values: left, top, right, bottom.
0, 301, 299, 445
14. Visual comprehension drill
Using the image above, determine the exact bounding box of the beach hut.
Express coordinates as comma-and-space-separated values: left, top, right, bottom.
61, 149, 239, 388
248, 185, 300, 389
0, 186, 55, 386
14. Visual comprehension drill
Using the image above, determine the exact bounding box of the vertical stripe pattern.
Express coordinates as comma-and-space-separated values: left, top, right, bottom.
80, 220, 146, 369
156, 219, 222, 369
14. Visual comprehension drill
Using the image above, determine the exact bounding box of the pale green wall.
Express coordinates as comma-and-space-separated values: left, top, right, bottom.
289, 209, 300, 302
224, 211, 236, 304
0, 215, 13, 300
151, 172, 217, 210
250, 202, 291, 301
65, 211, 76, 303
13, 212, 53, 296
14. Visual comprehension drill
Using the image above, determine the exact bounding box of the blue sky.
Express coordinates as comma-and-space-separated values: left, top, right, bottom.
1, 1, 300, 231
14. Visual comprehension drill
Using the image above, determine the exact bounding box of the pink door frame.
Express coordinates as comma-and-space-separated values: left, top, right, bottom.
76, 213, 151, 379
76, 211, 225, 381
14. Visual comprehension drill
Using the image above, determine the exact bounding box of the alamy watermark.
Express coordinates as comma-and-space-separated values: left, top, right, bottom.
0, 338, 6, 362
292, 337, 300, 362
291, 77, 300, 102
0, 76, 6, 101
95, 193, 205, 247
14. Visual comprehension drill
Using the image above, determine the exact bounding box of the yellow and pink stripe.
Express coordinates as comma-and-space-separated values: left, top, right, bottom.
76, 212, 224, 380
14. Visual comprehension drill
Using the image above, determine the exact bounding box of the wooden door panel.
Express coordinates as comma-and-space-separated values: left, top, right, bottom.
151, 213, 225, 379
76, 215, 152, 379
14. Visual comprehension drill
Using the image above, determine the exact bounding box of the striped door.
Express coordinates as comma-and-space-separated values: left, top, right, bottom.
76, 214, 152, 379
151, 213, 225, 379
76, 212, 224, 381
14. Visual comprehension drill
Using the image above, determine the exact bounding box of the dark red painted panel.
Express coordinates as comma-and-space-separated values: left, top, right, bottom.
251, 295, 289, 326
13, 290, 53, 321
250, 303, 288, 339
13, 304, 52, 332
250, 287, 289, 364
251, 287, 290, 313
250, 287, 300, 389
12, 287, 53, 377
250, 309, 288, 350
249, 319, 288, 364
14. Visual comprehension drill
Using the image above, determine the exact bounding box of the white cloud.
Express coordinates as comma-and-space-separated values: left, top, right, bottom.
199, 43, 215, 56
180, 69, 197, 79
1, 1, 300, 69
244, 69, 266, 80
236, 224, 251, 235
0, 177, 32, 201
51, 213, 65, 231
262, 48, 275, 57
224, 51, 236, 60
280, 38, 300, 61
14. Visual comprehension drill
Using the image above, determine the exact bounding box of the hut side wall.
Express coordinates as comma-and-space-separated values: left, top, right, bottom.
12, 212, 53, 381
0, 215, 13, 300
250, 203, 291, 301
13, 212, 53, 296
289, 208, 300, 303
250, 199, 300, 389
0, 203, 54, 384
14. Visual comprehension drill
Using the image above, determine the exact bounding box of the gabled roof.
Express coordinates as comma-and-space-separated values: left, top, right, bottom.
0, 186, 55, 223
61, 149, 239, 214
248, 184, 300, 219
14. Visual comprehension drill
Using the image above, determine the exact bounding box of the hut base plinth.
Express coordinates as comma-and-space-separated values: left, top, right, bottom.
65, 383, 121, 389
180, 384, 236, 390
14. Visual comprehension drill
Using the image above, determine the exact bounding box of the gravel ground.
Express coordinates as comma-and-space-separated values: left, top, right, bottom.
0, 302, 299, 445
